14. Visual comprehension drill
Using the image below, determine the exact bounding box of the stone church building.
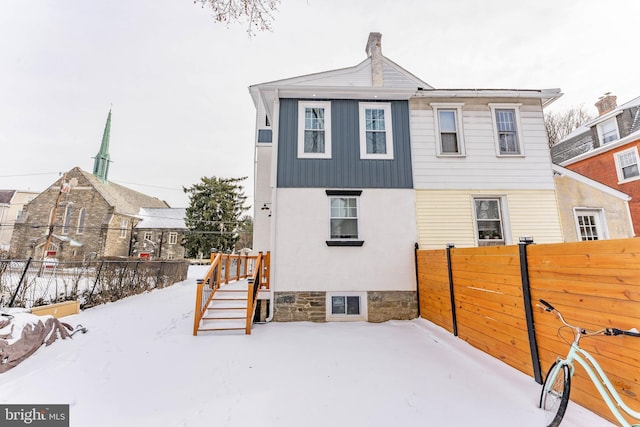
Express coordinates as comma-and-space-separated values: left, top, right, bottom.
10, 110, 177, 260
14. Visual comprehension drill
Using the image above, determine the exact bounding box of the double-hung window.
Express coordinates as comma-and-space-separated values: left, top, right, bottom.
144, 231, 153, 241
614, 147, 640, 182
326, 190, 363, 246
298, 101, 332, 158
359, 102, 393, 159
432, 103, 465, 156
490, 104, 523, 156
597, 118, 619, 145
474, 198, 505, 246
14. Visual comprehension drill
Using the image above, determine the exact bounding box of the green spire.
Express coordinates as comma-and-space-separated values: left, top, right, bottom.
93, 109, 112, 183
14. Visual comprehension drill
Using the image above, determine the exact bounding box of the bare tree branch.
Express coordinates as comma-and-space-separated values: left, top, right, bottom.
196, 0, 280, 35
544, 104, 594, 147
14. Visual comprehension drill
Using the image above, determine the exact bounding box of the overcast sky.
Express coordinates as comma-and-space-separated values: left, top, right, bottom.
1, 0, 638, 210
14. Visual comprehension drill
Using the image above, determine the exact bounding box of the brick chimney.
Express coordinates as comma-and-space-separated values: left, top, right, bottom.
365, 32, 383, 87
595, 92, 617, 116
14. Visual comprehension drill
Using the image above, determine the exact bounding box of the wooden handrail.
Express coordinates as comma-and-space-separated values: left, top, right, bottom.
192, 253, 222, 335
194, 251, 270, 336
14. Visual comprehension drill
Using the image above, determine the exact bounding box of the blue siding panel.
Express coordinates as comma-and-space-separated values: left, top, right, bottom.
277, 99, 413, 188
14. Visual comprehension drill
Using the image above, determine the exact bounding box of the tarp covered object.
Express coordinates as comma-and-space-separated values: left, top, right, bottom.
0, 312, 73, 373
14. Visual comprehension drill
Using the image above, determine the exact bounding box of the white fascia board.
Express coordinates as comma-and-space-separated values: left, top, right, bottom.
415, 88, 563, 104
560, 129, 640, 166
552, 164, 631, 201
257, 85, 417, 100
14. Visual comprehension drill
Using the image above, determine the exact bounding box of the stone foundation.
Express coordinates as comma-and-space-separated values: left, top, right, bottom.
273, 290, 418, 322
367, 291, 419, 323
274, 291, 326, 322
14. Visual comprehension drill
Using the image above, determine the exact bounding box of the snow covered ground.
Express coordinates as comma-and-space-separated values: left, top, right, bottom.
1, 266, 615, 427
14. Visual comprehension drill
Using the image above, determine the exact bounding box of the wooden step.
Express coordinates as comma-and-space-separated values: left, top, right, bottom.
205, 308, 246, 319
209, 300, 247, 310
200, 318, 246, 330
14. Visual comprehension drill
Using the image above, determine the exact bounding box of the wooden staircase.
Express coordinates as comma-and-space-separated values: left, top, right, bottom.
197, 281, 250, 334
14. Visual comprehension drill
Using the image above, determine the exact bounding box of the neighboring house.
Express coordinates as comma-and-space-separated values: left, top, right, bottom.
249, 32, 566, 323
250, 33, 423, 323
10, 111, 170, 260
132, 208, 187, 260
551, 94, 640, 235
410, 87, 564, 249
0, 190, 39, 252
552, 165, 633, 241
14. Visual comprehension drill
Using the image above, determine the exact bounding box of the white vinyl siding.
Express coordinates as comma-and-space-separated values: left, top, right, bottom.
410, 100, 555, 190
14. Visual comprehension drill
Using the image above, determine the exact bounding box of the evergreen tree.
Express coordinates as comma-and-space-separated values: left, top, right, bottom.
183, 176, 249, 257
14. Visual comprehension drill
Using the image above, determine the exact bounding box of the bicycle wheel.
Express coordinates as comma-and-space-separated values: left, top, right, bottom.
539, 361, 571, 427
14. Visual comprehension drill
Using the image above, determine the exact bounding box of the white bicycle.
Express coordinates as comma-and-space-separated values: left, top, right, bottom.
538, 299, 640, 426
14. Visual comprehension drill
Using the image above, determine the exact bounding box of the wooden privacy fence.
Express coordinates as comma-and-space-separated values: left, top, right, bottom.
417, 238, 640, 425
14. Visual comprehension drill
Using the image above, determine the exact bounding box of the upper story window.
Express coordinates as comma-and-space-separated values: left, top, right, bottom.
62, 204, 73, 234
168, 232, 178, 244
432, 103, 465, 156
144, 231, 153, 241
614, 147, 640, 183
490, 104, 523, 156
77, 208, 86, 234
359, 102, 393, 159
298, 101, 332, 159
597, 118, 619, 145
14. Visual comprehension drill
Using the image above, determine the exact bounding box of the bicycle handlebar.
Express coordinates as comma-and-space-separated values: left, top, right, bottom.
538, 299, 640, 338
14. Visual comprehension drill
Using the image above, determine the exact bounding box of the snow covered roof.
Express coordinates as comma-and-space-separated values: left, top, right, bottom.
135, 207, 186, 229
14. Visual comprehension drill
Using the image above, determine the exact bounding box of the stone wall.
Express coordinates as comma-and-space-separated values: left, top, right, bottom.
273, 290, 419, 322
274, 291, 326, 322
367, 291, 419, 322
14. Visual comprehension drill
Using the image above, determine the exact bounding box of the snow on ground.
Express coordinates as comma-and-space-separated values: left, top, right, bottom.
1, 266, 615, 427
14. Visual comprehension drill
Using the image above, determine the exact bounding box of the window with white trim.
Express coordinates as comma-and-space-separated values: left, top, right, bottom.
144, 231, 153, 241
326, 292, 368, 321
120, 219, 129, 238
574, 209, 606, 241
298, 101, 332, 158
490, 104, 523, 156
597, 118, 619, 145
432, 103, 465, 156
168, 232, 178, 244
614, 147, 640, 182
359, 102, 393, 159
474, 198, 505, 246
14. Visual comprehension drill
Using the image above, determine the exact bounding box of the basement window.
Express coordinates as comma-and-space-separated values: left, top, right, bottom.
326, 292, 367, 321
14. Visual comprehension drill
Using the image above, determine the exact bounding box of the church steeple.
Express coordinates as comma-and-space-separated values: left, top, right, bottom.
93, 109, 112, 183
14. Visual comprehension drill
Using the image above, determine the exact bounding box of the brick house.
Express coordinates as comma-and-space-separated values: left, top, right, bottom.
551, 94, 640, 236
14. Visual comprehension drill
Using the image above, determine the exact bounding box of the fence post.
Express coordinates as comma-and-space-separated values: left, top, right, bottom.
8, 257, 32, 307
87, 260, 105, 304
519, 236, 542, 384
446, 243, 458, 337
